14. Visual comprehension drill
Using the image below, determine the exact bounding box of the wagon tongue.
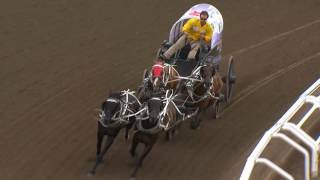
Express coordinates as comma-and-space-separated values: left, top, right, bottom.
152, 62, 164, 79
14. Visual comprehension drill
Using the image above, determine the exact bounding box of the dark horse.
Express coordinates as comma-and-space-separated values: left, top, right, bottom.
88, 91, 140, 176
129, 94, 164, 180
188, 61, 224, 129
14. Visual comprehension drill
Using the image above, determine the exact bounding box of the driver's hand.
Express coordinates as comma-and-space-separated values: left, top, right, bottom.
200, 32, 206, 40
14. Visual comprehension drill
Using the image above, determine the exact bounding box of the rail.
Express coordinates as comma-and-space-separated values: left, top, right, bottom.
240, 78, 320, 180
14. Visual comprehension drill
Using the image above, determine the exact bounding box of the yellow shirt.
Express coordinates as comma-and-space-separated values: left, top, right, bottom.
182, 18, 213, 43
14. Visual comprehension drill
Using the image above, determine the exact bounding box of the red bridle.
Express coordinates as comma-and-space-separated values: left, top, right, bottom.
151, 62, 164, 79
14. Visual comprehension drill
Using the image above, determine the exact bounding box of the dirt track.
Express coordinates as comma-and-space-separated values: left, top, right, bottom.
1, 0, 320, 180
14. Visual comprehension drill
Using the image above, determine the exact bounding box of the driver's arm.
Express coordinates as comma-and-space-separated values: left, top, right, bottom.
204, 24, 213, 43
182, 18, 197, 35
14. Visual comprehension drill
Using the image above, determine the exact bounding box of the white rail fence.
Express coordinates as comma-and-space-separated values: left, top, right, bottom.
240, 78, 320, 180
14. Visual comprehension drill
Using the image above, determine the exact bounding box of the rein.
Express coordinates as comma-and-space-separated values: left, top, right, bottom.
163, 63, 180, 86
165, 64, 204, 84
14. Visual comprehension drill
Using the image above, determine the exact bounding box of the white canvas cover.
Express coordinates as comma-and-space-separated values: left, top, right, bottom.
169, 3, 223, 50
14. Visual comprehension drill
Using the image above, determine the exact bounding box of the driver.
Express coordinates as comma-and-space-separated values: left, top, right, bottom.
159, 11, 213, 61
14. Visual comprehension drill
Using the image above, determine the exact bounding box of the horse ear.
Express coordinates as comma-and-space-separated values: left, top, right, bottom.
101, 101, 107, 110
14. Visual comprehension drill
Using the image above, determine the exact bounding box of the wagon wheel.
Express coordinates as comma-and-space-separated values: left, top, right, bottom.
212, 100, 220, 119
225, 56, 236, 104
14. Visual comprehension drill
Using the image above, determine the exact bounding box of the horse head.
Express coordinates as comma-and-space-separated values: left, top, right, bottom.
100, 93, 121, 126
151, 61, 165, 92
200, 61, 216, 89
146, 93, 164, 125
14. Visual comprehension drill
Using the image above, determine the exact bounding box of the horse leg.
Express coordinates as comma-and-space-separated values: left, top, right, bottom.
96, 130, 104, 156
129, 144, 153, 180
89, 134, 116, 175
88, 130, 104, 176
191, 109, 202, 130
129, 132, 140, 168
165, 130, 172, 141
99, 135, 116, 161
125, 126, 130, 141
174, 119, 182, 135
125, 119, 135, 141
172, 125, 178, 137
138, 144, 153, 167
130, 132, 139, 158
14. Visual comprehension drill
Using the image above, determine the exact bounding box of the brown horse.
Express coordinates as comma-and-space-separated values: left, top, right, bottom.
137, 60, 180, 103
150, 60, 180, 92
161, 91, 180, 140
188, 62, 224, 129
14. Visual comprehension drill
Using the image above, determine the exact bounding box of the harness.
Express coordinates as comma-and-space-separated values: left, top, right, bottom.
158, 90, 186, 131
185, 63, 220, 103
98, 90, 143, 128
150, 62, 180, 88
136, 97, 162, 134
106, 98, 120, 103
135, 90, 198, 133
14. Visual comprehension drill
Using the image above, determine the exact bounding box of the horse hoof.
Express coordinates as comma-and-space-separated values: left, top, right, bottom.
190, 122, 200, 130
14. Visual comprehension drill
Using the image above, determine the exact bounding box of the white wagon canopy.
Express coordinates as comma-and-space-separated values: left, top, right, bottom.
169, 3, 224, 50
